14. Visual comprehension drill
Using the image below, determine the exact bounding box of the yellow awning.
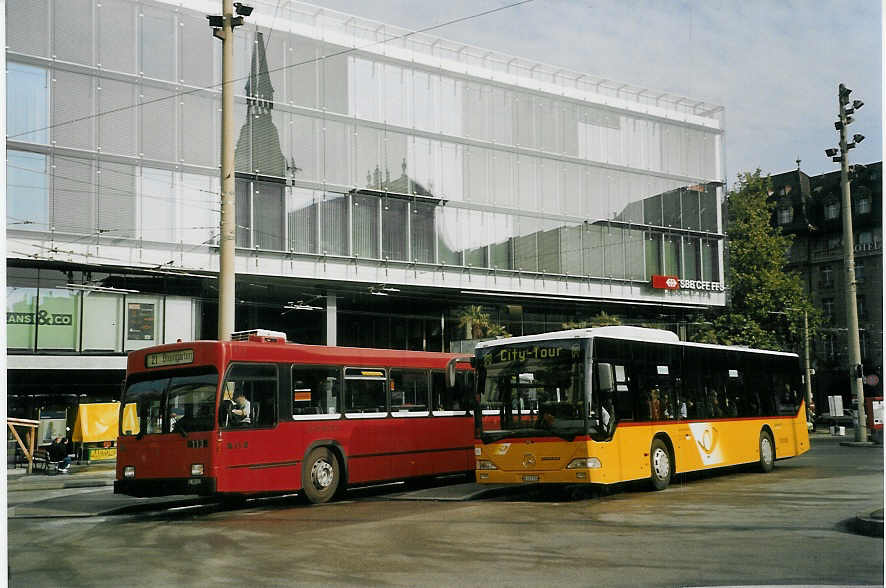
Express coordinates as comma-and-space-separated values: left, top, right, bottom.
72, 402, 121, 443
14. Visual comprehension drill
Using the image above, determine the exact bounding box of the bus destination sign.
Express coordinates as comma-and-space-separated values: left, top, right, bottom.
145, 349, 195, 369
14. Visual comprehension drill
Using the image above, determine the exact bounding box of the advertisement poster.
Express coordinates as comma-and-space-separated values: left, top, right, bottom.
127, 302, 155, 341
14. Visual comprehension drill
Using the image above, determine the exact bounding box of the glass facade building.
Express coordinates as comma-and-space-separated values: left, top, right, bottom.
5, 0, 726, 418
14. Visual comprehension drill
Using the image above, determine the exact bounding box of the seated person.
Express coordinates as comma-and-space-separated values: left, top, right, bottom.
47, 436, 71, 473
230, 393, 251, 425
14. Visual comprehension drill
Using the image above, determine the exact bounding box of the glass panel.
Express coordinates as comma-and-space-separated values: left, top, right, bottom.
36, 288, 80, 350
662, 189, 681, 228
439, 142, 464, 201
383, 63, 409, 127
436, 207, 461, 265
390, 369, 428, 412
180, 11, 212, 86
681, 188, 701, 231
439, 76, 463, 137
320, 192, 348, 255
352, 192, 378, 258
322, 49, 349, 114
583, 223, 604, 277
700, 187, 718, 232
344, 372, 386, 413
292, 366, 340, 416
180, 172, 218, 246
221, 364, 278, 428
491, 150, 514, 207
140, 85, 175, 161
52, 70, 94, 150
7, 151, 49, 231
410, 202, 435, 263
603, 226, 625, 279
516, 155, 537, 212
663, 235, 680, 276
702, 239, 719, 281
53, 156, 94, 234
356, 125, 381, 188
538, 221, 561, 274
288, 114, 317, 183
141, 6, 175, 80
98, 79, 137, 156
7, 62, 49, 144
54, 0, 93, 66
491, 88, 513, 145
99, 0, 136, 74
288, 187, 318, 254
98, 162, 136, 238
382, 131, 408, 192
9, 0, 49, 57
645, 233, 661, 278
514, 216, 539, 272
683, 237, 699, 280
81, 292, 123, 352
626, 228, 645, 280
254, 181, 285, 250
382, 198, 408, 260
235, 179, 251, 247
181, 93, 215, 167
6, 286, 38, 350
643, 193, 662, 227
515, 93, 534, 148
465, 146, 489, 204
323, 118, 350, 186
287, 35, 318, 109
561, 224, 582, 275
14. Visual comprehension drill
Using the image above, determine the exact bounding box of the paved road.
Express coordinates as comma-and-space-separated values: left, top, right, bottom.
7, 435, 883, 587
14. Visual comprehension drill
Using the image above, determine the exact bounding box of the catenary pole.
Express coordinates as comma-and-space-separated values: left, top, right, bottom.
837, 83, 867, 442
217, 0, 236, 341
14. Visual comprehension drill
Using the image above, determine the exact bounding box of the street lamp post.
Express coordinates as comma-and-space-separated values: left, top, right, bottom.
825, 83, 867, 442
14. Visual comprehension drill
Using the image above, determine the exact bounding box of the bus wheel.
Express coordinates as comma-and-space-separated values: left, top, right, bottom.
758, 431, 775, 473
302, 447, 340, 504
649, 438, 672, 491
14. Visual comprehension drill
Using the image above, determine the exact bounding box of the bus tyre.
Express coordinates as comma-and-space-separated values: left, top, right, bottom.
649, 438, 672, 491
758, 431, 775, 473
302, 447, 340, 504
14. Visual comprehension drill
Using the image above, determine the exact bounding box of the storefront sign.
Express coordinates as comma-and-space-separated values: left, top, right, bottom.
88, 447, 117, 461
650, 275, 725, 292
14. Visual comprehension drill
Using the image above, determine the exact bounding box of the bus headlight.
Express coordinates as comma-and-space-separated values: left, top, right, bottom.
191, 463, 204, 476
476, 459, 498, 470
123, 466, 136, 479
566, 457, 601, 469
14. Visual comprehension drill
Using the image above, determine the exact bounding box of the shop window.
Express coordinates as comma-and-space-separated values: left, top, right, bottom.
36, 288, 80, 351
6, 286, 38, 350
220, 364, 278, 428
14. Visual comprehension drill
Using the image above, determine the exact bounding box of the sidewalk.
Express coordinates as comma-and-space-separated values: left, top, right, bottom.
6, 461, 116, 492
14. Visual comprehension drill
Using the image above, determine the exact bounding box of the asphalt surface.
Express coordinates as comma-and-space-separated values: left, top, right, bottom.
5, 430, 883, 536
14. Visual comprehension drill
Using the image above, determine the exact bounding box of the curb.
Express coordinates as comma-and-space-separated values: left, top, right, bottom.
7, 476, 114, 492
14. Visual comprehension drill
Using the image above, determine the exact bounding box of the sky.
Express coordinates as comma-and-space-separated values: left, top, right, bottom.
310, 0, 882, 187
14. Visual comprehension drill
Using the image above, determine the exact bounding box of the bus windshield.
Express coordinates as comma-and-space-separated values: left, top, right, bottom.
476, 340, 587, 442
120, 367, 219, 436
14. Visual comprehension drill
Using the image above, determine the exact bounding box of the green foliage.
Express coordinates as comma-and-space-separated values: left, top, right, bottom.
456, 305, 509, 340
562, 311, 622, 330
690, 170, 820, 350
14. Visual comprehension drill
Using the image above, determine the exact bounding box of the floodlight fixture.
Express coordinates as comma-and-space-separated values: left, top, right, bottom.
832, 156, 841, 162
834, 121, 843, 131
234, 2, 254, 16
207, 14, 224, 28
825, 148, 838, 157
839, 83, 852, 104
853, 134, 865, 144
852, 99, 864, 110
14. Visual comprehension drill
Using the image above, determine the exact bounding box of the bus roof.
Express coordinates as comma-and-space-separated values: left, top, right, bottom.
473, 326, 799, 358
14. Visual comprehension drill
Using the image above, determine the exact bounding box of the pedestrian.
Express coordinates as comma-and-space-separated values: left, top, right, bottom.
47, 436, 71, 473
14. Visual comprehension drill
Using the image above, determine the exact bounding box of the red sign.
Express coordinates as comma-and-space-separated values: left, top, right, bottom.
651, 274, 680, 290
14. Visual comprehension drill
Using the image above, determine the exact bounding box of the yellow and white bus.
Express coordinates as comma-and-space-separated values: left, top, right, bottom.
473, 326, 810, 490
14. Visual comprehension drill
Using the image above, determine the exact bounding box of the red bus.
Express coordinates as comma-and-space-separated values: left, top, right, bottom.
114, 331, 475, 503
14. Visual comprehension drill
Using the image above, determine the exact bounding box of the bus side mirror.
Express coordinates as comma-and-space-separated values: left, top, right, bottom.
447, 357, 472, 389
597, 363, 615, 392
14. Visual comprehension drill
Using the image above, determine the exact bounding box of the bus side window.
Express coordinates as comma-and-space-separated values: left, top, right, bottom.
291, 366, 340, 416
221, 364, 278, 428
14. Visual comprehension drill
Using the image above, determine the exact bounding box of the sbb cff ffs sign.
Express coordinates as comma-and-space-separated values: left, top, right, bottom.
651, 274, 680, 289
650, 274, 726, 292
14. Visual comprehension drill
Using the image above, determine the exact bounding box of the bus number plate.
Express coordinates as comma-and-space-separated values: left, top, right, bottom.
522, 474, 539, 482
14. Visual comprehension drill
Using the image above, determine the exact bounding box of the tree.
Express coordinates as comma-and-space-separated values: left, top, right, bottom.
562, 311, 622, 330
456, 305, 509, 340
692, 170, 819, 350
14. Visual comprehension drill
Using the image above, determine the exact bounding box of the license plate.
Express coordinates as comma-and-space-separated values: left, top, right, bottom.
522, 474, 539, 482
